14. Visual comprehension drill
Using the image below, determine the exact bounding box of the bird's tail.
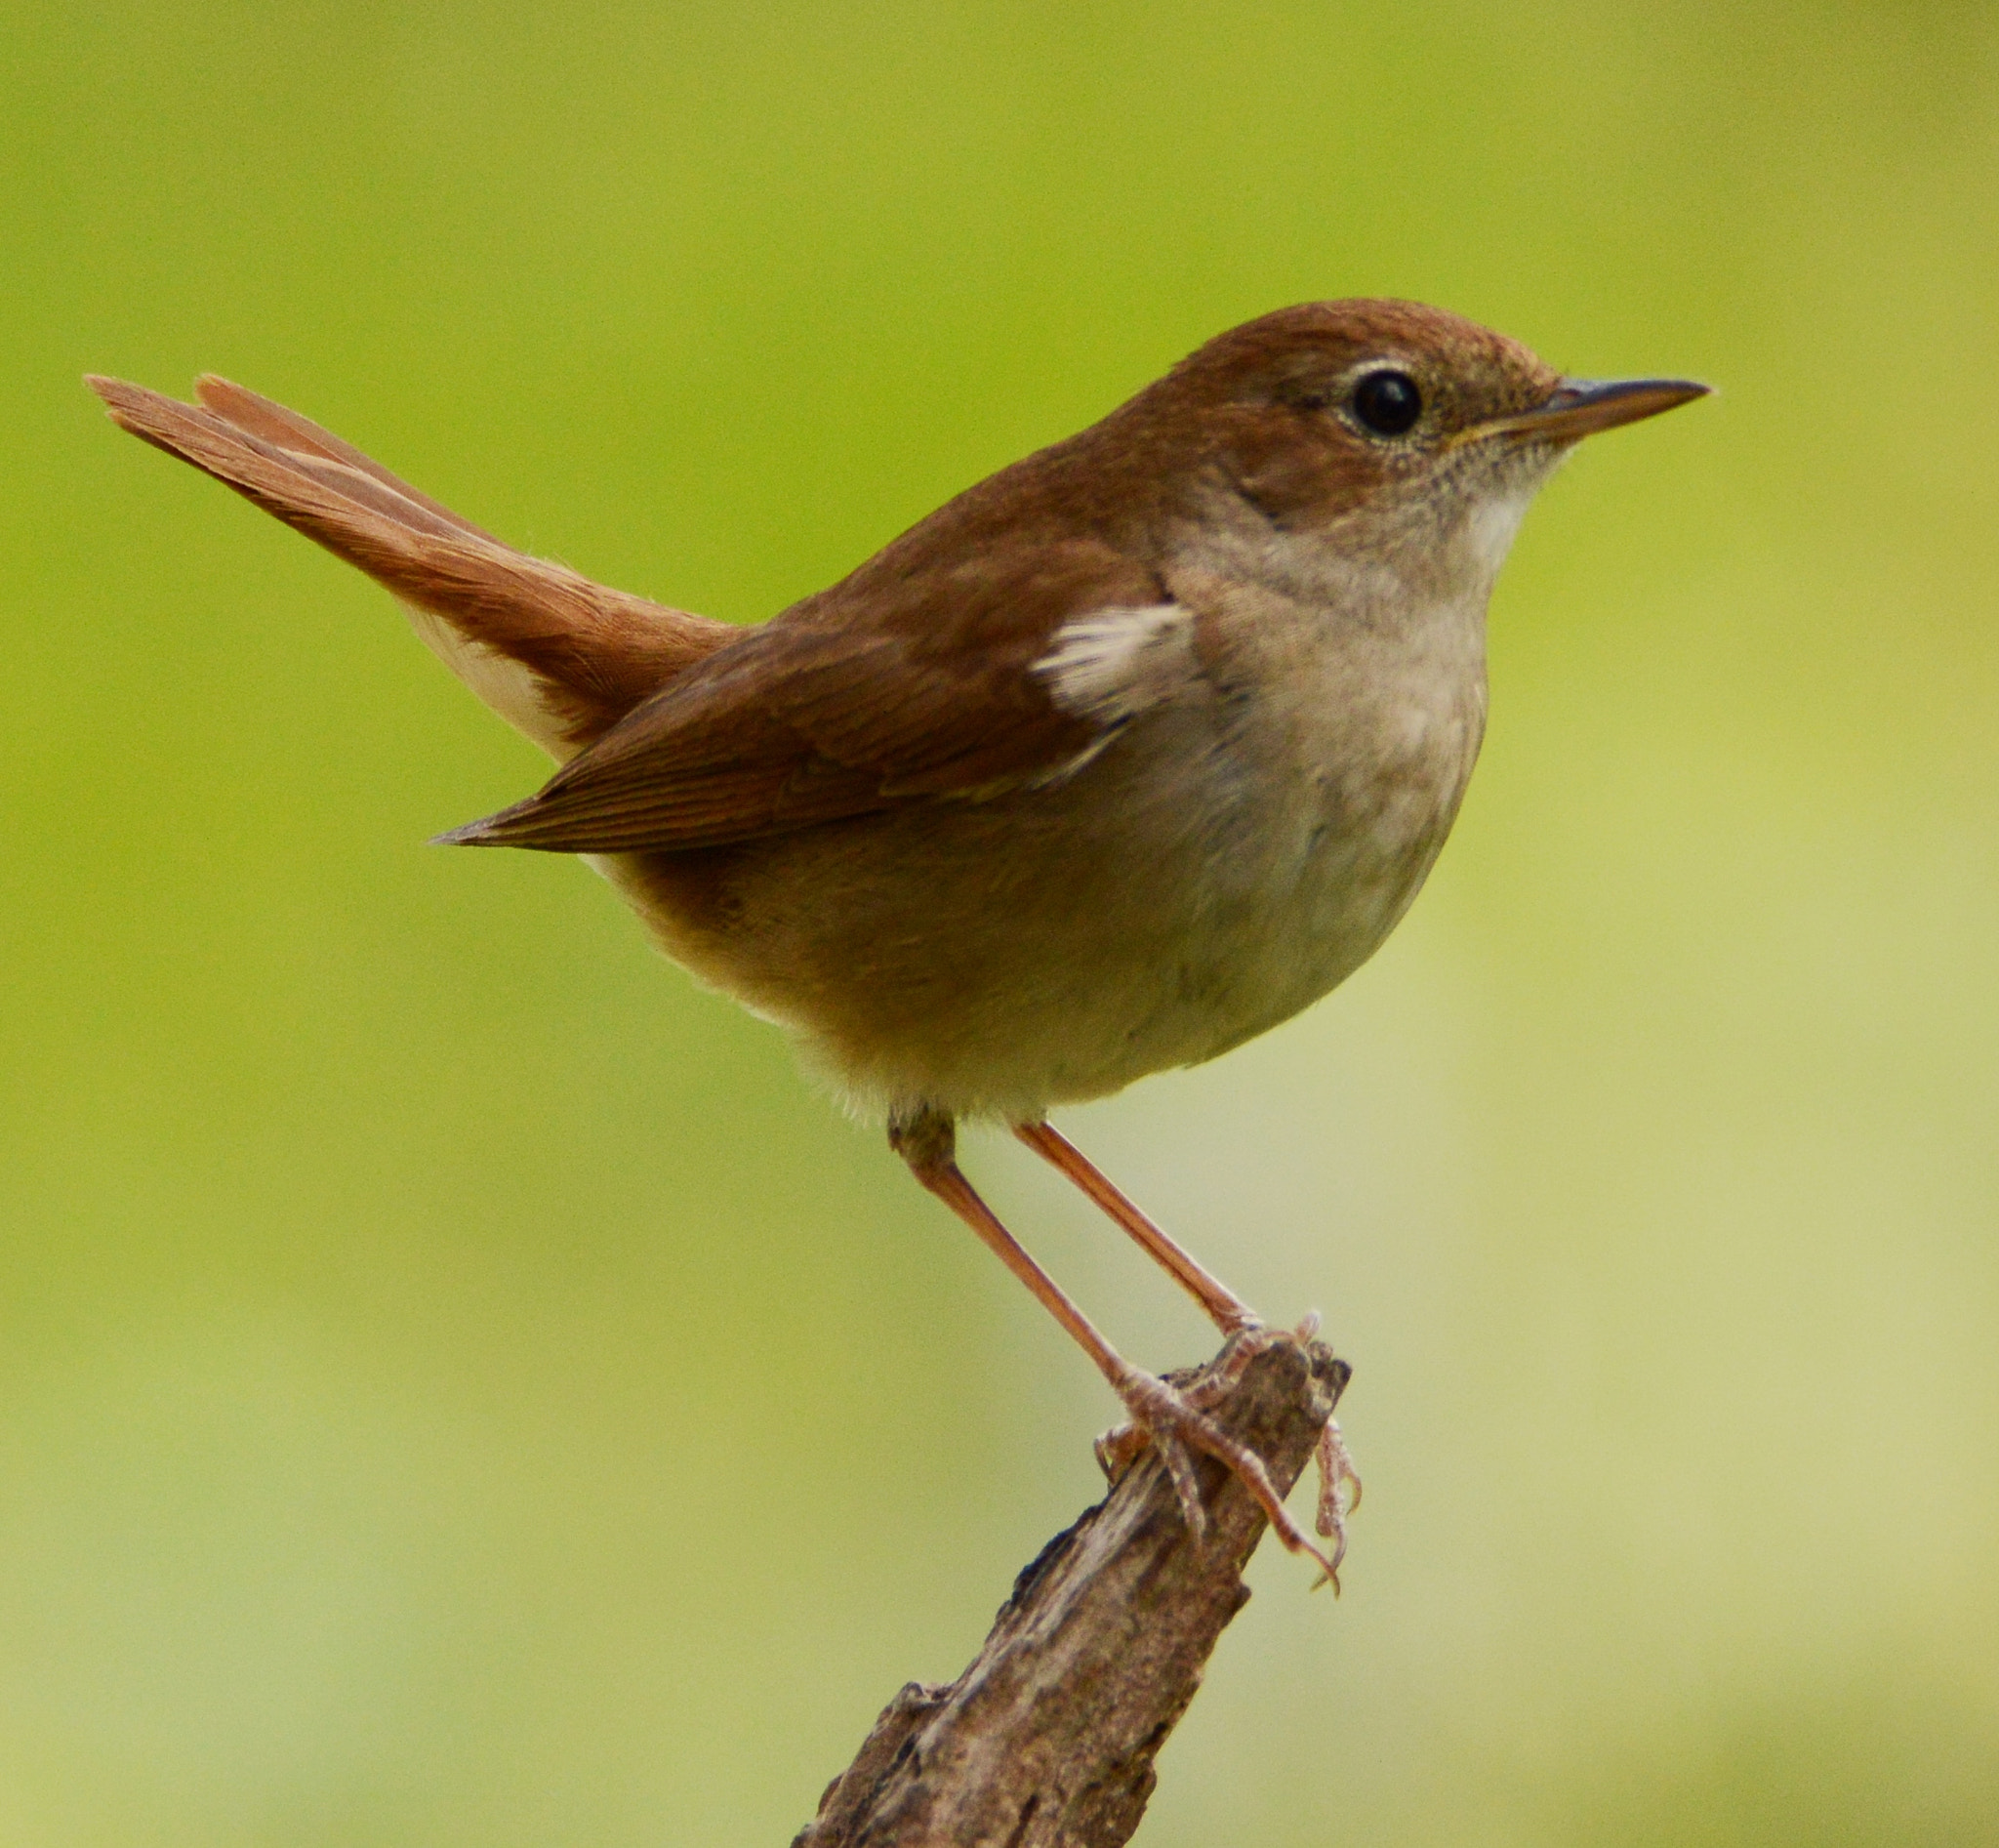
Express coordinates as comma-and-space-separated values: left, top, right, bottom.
88, 374, 733, 759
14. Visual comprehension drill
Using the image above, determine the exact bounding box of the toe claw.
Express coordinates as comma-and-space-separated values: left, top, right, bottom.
1111, 1360, 1342, 1583
1155, 1431, 1209, 1540
1311, 1418, 1363, 1581
1094, 1420, 1149, 1483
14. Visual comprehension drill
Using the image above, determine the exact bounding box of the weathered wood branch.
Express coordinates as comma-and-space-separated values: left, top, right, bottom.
792, 1332, 1349, 1848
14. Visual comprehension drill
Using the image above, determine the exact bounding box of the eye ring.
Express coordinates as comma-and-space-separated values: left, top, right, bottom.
1350, 368, 1423, 438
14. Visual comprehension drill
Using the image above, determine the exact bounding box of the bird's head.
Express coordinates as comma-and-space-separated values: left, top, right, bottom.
1110, 299, 1708, 599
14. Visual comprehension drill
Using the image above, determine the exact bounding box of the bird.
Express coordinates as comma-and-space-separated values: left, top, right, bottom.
89, 301, 1706, 1581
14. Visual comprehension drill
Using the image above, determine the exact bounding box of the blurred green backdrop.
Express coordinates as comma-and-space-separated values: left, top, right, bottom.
5, 2, 1997, 1843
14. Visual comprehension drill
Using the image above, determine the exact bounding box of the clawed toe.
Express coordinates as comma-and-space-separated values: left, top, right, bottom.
1109, 1358, 1342, 1585
1093, 1421, 1208, 1538
1311, 1418, 1363, 1581
1093, 1418, 1150, 1483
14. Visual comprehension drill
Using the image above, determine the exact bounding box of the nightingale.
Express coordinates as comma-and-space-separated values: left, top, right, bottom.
90, 301, 1706, 1581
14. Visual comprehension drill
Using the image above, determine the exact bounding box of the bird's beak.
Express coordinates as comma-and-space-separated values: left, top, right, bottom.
1463, 377, 1712, 446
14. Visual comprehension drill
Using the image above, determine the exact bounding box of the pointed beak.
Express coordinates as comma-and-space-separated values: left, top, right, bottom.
1468, 376, 1712, 446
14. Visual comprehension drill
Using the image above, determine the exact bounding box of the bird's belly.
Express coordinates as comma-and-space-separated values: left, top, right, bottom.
603, 673, 1484, 1123
1099, 710, 1478, 1072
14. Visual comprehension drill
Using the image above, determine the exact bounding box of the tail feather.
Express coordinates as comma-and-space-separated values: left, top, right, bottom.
190, 374, 504, 546
88, 375, 735, 759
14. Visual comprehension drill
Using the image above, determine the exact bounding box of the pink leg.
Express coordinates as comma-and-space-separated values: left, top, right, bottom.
891, 1110, 1336, 1581
1013, 1120, 1260, 1334
1014, 1118, 1362, 1579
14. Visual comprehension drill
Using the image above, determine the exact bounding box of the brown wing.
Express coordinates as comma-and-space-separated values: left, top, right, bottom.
440, 539, 1174, 852
88, 375, 735, 751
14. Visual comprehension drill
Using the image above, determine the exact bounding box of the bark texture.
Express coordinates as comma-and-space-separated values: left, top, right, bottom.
793, 1331, 1349, 1848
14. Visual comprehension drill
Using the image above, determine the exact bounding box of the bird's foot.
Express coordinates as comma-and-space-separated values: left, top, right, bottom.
1094, 1331, 1341, 1586
1281, 1312, 1364, 1579
1091, 1319, 1279, 1480
1094, 1316, 1358, 1589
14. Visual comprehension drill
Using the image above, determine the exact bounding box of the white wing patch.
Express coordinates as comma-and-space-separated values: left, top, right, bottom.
1032, 602, 1198, 727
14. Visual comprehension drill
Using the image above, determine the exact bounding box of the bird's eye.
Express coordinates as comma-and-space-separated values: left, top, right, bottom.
1350, 369, 1422, 437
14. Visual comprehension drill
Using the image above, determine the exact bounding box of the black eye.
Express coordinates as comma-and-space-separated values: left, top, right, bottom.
1351, 369, 1422, 437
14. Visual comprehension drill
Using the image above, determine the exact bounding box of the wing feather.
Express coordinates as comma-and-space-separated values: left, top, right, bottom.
442, 540, 1184, 851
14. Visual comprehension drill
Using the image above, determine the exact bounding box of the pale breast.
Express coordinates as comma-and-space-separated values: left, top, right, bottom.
1151, 584, 1490, 1062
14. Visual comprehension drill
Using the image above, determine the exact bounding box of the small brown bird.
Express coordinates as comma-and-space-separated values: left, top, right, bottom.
91, 302, 1704, 1580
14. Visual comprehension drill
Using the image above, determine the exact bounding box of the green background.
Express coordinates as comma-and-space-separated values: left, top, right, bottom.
6, 2, 1997, 1842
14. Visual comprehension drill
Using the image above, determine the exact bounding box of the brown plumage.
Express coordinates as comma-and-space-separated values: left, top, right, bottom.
444, 535, 1144, 851
441, 301, 1566, 853
90, 304, 1705, 1581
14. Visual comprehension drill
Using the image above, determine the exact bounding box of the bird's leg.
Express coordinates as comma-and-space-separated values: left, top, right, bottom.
891, 1109, 1336, 1581
1014, 1118, 1361, 1574
1012, 1120, 1261, 1335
